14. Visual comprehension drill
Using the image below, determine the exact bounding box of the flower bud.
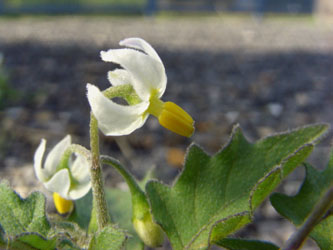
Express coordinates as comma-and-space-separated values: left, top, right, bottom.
133, 212, 164, 247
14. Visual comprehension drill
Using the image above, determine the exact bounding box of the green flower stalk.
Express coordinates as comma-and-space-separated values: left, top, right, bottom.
102, 156, 164, 247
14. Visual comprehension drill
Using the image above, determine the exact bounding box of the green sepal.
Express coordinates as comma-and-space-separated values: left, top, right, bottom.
103, 84, 142, 105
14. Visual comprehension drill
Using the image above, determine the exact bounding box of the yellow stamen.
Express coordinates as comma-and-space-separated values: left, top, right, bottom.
53, 192, 74, 214
148, 96, 194, 137
159, 102, 194, 137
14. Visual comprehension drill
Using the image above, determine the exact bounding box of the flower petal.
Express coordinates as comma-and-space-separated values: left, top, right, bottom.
107, 69, 132, 86
119, 37, 162, 63
87, 84, 149, 136
44, 135, 71, 176
68, 155, 91, 199
71, 154, 90, 184
68, 180, 91, 200
44, 169, 71, 199
34, 139, 47, 182
101, 48, 167, 101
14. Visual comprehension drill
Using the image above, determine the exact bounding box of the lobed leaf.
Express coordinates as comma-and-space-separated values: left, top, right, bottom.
0, 181, 50, 237
146, 124, 328, 250
271, 148, 333, 249
88, 225, 127, 250
0, 182, 82, 250
9, 233, 56, 250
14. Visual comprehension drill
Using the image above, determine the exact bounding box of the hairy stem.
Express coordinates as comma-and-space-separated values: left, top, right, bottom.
89, 113, 111, 230
282, 186, 333, 250
88, 84, 140, 231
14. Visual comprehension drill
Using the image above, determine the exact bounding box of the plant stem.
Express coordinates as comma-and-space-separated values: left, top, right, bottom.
101, 155, 165, 247
101, 155, 150, 220
89, 113, 111, 230
88, 84, 142, 231
101, 155, 148, 205
282, 186, 333, 250
88, 198, 98, 233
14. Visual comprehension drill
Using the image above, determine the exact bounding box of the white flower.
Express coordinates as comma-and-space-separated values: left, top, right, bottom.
34, 135, 91, 200
87, 37, 194, 137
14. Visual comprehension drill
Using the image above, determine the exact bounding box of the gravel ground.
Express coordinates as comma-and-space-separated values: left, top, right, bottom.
0, 15, 333, 249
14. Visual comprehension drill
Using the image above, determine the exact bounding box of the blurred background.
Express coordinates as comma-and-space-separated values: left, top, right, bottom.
0, 0, 332, 249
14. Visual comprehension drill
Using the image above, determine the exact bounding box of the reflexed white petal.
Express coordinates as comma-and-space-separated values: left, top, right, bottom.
33, 139, 47, 182
44, 169, 71, 199
71, 154, 90, 184
68, 155, 91, 199
101, 49, 166, 101
68, 181, 91, 200
44, 135, 71, 176
87, 84, 149, 136
119, 37, 162, 63
107, 69, 132, 86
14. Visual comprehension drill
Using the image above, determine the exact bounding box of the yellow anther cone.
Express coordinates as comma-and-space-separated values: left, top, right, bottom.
148, 97, 195, 137
53, 192, 74, 214
158, 102, 194, 137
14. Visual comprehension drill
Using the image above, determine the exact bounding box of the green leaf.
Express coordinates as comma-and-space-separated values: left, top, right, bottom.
270, 149, 333, 249
0, 182, 85, 249
9, 233, 56, 250
49, 218, 89, 249
0, 181, 50, 236
89, 225, 127, 250
215, 237, 279, 250
146, 124, 328, 250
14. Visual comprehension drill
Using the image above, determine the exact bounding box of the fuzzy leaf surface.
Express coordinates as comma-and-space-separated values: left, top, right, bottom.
8, 233, 56, 250
270, 149, 333, 249
88, 225, 127, 250
0, 182, 50, 236
215, 237, 279, 250
0, 182, 79, 250
146, 124, 328, 250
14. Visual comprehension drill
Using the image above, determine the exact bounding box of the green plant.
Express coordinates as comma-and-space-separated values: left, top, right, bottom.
0, 38, 332, 250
